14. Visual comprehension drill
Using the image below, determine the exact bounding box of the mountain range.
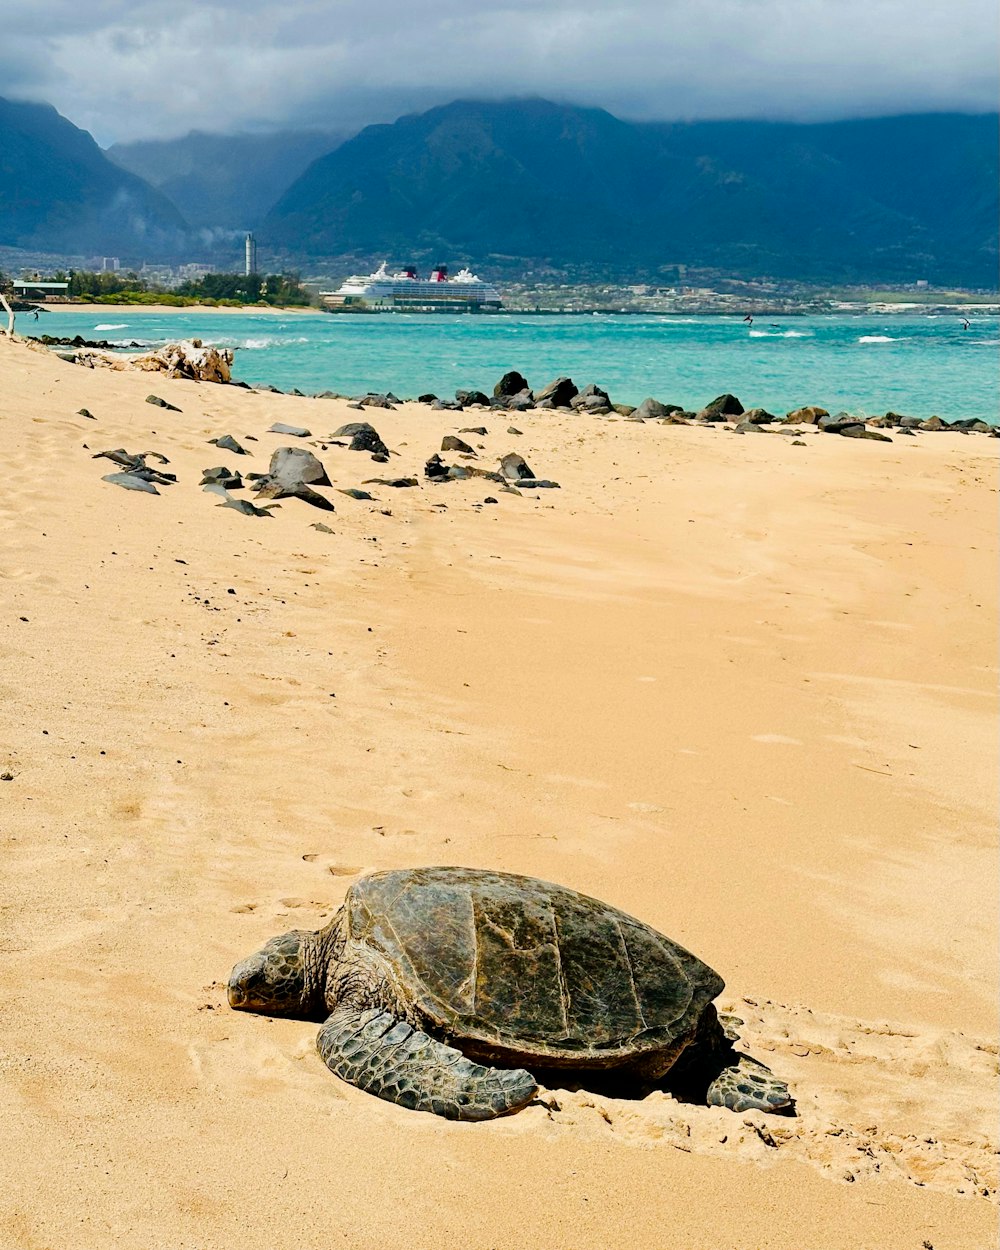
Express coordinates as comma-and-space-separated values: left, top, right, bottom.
262, 100, 999, 286
0, 96, 187, 257
0, 94, 997, 285
107, 129, 348, 231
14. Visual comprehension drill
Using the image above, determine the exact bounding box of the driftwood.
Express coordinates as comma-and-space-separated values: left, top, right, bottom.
0, 290, 14, 338
73, 340, 234, 383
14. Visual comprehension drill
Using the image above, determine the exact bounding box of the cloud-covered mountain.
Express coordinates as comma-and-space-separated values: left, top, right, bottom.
107, 130, 348, 230
0, 96, 189, 256
261, 99, 999, 285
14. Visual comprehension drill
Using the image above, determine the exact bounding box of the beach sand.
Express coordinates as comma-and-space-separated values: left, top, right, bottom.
1, 334, 996, 1249
36, 302, 315, 315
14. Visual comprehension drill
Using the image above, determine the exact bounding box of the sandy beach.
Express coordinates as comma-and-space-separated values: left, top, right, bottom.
36, 303, 316, 315
1, 334, 996, 1249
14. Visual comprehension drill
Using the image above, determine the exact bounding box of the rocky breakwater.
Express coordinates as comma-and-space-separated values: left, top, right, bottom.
403, 373, 997, 442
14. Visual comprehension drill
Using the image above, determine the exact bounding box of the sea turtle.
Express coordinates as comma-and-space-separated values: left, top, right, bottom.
228, 866, 792, 1121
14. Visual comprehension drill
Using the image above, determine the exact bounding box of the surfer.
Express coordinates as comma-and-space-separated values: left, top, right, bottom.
743, 313, 753, 325
962, 318, 971, 330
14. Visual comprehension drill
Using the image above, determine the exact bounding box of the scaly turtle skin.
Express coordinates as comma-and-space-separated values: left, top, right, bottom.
228, 866, 792, 1121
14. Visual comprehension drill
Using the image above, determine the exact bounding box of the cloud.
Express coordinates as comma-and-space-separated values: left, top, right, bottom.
3, 0, 998, 143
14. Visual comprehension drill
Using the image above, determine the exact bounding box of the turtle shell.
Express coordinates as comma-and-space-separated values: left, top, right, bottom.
344, 866, 724, 1064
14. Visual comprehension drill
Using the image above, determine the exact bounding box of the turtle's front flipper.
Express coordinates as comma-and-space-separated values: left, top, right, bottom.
706, 1054, 793, 1114
317, 1007, 538, 1120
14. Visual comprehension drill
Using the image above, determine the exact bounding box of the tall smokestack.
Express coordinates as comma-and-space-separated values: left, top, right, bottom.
245, 232, 257, 276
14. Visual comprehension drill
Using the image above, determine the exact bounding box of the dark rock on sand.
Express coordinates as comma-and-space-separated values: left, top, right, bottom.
459, 426, 488, 436
494, 371, 529, 398
507, 426, 523, 436
575, 394, 614, 415
102, 471, 161, 494
424, 454, 450, 480
817, 413, 864, 433
499, 452, 535, 481
514, 479, 560, 489
268, 423, 312, 437
919, 416, 947, 431
417, 393, 438, 404
330, 422, 389, 456
94, 449, 176, 485
209, 434, 249, 455
504, 390, 534, 412
572, 384, 612, 414
339, 487, 374, 500
313, 390, 341, 400
631, 397, 678, 421
533, 377, 578, 408
484, 496, 499, 504
251, 446, 334, 510
697, 394, 744, 420
311, 522, 335, 533
363, 476, 419, 488
268, 446, 331, 488
456, 390, 490, 407
146, 394, 181, 412
256, 384, 284, 394
219, 497, 275, 517
77, 408, 96, 419
733, 419, 769, 434
840, 426, 892, 441
431, 399, 464, 411
742, 408, 778, 424
442, 435, 475, 454
200, 466, 243, 489
357, 393, 394, 409
612, 404, 637, 417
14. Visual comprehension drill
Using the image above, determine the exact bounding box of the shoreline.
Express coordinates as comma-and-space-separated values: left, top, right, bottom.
32, 301, 1000, 318
32, 301, 317, 315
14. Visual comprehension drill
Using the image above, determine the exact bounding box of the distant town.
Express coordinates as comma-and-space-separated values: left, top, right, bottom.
2, 240, 998, 317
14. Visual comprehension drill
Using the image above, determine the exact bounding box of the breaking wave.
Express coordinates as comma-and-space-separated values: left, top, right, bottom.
857, 335, 897, 343
749, 329, 811, 338
94, 323, 128, 331
227, 335, 311, 350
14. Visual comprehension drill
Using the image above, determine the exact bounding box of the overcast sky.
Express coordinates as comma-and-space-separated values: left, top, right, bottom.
4, 0, 998, 145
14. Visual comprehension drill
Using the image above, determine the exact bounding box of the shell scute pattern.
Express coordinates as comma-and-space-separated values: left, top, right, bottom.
349, 867, 721, 1060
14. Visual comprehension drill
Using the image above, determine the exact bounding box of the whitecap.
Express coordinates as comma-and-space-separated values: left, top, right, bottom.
857, 335, 897, 343
94, 322, 128, 331
749, 329, 811, 338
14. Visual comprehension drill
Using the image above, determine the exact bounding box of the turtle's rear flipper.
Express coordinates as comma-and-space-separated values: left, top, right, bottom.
317, 1007, 538, 1120
706, 1054, 794, 1114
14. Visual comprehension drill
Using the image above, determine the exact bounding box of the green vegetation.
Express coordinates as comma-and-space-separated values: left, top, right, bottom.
174, 272, 312, 306
57, 269, 313, 307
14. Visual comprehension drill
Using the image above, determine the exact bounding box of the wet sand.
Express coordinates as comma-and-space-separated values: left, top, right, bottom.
1, 335, 996, 1249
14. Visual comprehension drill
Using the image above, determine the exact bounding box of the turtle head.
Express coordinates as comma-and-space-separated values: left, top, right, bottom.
228, 930, 318, 1018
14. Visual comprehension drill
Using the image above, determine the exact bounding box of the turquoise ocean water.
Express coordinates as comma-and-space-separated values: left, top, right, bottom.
36, 310, 1000, 423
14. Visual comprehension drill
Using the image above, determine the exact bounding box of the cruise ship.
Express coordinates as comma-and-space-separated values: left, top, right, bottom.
320, 262, 502, 312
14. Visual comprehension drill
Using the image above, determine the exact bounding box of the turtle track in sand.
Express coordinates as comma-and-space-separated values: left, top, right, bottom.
519, 997, 997, 1200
